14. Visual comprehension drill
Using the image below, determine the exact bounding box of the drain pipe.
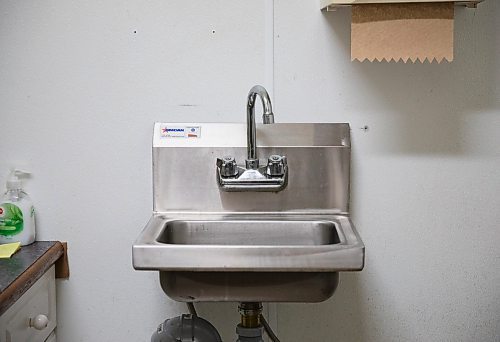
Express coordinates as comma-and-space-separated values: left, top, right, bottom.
237, 302, 264, 342
237, 302, 281, 342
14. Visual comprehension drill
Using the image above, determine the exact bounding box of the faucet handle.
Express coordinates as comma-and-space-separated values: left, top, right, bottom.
266, 155, 287, 177
217, 156, 239, 177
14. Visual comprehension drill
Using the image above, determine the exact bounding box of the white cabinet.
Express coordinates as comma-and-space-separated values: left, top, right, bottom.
0, 266, 57, 342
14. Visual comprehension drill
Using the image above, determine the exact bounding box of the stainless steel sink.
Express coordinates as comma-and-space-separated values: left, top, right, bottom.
132, 121, 365, 303
133, 213, 364, 302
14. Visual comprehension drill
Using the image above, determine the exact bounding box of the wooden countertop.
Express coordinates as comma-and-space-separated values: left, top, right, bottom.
0, 241, 64, 316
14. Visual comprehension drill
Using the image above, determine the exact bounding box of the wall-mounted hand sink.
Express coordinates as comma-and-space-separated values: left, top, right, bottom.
132, 98, 364, 303
133, 213, 363, 302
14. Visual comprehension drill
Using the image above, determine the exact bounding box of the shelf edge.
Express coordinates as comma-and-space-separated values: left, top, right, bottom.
321, 0, 484, 11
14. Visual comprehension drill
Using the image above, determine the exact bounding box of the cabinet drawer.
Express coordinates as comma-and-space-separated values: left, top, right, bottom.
0, 266, 56, 342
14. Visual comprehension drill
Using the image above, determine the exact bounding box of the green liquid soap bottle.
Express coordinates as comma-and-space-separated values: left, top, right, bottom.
0, 170, 36, 245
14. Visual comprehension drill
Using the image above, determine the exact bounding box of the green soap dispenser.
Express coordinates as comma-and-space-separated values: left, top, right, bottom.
0, 170, 36, 245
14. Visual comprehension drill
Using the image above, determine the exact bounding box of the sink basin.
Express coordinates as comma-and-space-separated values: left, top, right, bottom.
157, 219, 340, 246
133, 213, 364, 302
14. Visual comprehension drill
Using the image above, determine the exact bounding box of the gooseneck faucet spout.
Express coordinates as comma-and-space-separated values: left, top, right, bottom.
246, 85, 274, 169
216, 85, 287, 192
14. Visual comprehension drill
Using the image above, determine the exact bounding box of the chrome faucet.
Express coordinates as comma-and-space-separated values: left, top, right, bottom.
216, 85, 288, 192
246, 85, 274, 169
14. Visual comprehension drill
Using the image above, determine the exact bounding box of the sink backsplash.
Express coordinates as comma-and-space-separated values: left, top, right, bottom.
153, 122, 351, 213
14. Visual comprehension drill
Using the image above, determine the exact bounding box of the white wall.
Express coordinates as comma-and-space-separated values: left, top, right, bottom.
0, 1, 498, 341
274, 1, 500, 341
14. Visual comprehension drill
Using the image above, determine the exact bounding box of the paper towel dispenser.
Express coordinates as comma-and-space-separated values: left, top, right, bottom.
321, 0, 486, 63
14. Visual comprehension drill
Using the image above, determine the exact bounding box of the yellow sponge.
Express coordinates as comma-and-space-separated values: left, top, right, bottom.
0, 242, 21, 259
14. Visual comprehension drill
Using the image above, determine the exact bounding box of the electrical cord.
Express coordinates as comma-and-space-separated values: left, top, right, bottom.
187, 302, 198, 316
260, 314, 281, 342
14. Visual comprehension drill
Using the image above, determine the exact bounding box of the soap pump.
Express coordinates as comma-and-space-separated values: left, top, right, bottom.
0, 169, 36, 245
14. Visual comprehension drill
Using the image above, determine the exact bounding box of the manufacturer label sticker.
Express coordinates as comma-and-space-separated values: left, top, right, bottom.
160, 125, 201, 138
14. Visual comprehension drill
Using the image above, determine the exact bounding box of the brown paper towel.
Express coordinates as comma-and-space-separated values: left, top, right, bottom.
351, 3, 454, 63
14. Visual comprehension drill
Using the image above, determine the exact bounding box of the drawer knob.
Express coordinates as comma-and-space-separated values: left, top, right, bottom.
30, 314, 49, 330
